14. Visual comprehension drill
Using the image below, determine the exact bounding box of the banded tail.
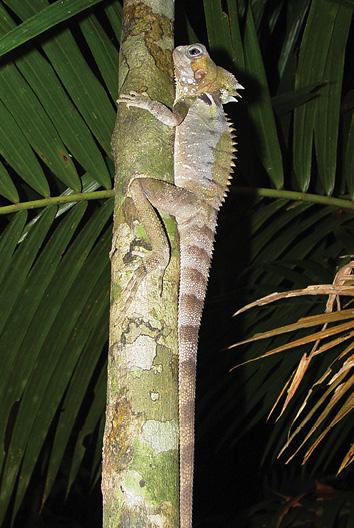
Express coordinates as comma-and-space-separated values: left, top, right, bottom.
178, 213, 217, 528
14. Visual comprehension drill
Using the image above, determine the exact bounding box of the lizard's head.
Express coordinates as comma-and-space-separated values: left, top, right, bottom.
173, 43, 244, 104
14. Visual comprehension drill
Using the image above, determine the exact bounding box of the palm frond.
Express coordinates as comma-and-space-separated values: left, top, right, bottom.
0, 200, 112, 524
204, 198, 354, 460
0, 0, 106, 57
231, 258, 354, 475
0, 0, 117, 203
0, 2, 119, 522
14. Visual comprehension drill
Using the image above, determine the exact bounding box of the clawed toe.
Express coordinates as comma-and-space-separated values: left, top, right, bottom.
117, 91, 151, 106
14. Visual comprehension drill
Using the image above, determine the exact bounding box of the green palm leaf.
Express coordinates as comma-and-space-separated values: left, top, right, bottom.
1, 0, 116, 199
0, 4, 119, 521
0, 0, 106, 56
0, 96, 50, 197
0, 199, 113, 523
293, 0, 353, 193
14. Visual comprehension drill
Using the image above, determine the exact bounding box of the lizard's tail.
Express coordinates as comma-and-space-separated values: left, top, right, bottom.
178, 221, 215, 528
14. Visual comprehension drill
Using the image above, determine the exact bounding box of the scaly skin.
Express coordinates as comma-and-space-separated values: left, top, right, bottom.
118, 43, 243, 527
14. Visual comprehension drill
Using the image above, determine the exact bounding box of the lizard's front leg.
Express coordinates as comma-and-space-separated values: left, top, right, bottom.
117, 91, 181, 126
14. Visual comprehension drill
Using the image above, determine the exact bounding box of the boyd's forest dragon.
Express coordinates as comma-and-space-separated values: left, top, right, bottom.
118, 43, 243, 528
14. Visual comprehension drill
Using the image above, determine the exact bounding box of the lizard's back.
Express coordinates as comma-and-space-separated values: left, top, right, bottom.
175, 78, 237, 528
175, 97, 235, 206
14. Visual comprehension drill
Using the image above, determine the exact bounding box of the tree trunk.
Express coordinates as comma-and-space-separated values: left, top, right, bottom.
102, 1, 179, 527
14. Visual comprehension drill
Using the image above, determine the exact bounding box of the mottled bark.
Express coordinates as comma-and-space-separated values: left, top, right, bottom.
102, 1, 179, 527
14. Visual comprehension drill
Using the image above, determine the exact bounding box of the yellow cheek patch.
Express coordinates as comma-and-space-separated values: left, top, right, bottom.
190, 55, 208, 74
190, 56, 219, 93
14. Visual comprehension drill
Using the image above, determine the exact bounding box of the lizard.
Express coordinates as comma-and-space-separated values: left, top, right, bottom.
117, 43, 243, 528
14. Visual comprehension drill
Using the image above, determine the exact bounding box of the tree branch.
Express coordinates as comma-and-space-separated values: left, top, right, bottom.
102, 1, 179, 527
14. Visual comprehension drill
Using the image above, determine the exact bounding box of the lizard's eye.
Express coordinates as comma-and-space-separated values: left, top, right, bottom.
187, 46, 203, 58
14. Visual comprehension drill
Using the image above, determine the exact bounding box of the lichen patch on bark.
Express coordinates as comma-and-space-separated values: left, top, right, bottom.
142, 420, 178, 453
124, 334, 157, 370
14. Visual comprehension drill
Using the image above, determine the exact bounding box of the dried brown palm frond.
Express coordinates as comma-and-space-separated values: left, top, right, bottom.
231, 259, 354, 473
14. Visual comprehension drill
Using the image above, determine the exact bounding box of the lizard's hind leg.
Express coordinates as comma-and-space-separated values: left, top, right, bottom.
127, 176, 171, 294
114, 175, 172, 317
115, 175, 199, 315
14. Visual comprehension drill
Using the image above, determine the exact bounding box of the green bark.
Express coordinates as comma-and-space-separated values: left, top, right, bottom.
102, 1, 179, 527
